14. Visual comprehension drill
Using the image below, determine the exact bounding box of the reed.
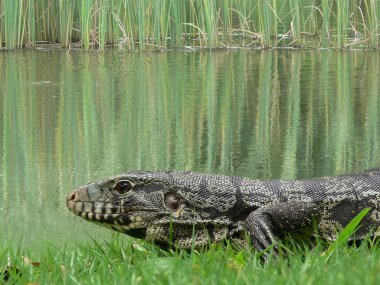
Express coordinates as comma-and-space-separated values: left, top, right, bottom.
289, 0, 301, 46
120, 0, 136, 49
220, 0, 231, 43
362, 0, 379, 48
1, 0, 380, 50
3, 0, 19, 49
26, 0, 35, 47
321, 0, 331, 48
336, 0, 349, 47
58, 0, 75, 48
257, 0, 274, 47
0, 5, 2, 46
80, 0, 94, 49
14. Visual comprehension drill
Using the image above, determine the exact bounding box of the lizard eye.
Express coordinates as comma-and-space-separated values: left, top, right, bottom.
114, 180, 133, 194
164, 193, 181, 211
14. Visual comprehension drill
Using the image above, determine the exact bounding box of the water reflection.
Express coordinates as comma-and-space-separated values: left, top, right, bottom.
0, 49, 379, 249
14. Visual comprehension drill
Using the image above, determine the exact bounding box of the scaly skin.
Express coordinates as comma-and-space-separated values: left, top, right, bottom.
66, 169, 380, 252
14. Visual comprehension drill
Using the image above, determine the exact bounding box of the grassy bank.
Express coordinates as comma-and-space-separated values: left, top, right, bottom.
0, 0, 379, 50
1, 209, 379, 284
2, 235, 380, 284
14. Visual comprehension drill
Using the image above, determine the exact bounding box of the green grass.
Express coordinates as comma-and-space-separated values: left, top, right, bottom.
1, 0, 380, 50
2, 234, 380, 284
1, 208, 379, 284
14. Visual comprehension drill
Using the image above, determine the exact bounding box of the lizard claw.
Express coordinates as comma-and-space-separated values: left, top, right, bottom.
245, 211, 278, 256
244, 201, 319, 259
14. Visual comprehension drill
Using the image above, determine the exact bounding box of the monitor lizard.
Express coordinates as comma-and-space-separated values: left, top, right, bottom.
66, 169, 380, 254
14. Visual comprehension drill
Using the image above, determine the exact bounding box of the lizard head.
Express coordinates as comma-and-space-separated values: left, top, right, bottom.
67, 171, 236, 248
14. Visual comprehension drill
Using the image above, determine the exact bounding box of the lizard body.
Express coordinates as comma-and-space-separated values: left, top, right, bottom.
67, 169, 380, 252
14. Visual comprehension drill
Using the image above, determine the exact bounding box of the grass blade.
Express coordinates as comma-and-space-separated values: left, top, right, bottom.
324, 207, 371, 262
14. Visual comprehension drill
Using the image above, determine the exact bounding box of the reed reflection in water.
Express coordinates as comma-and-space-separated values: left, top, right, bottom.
0, 50, 379, 249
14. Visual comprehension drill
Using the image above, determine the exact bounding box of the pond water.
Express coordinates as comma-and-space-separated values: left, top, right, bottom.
1, 49, 380, 252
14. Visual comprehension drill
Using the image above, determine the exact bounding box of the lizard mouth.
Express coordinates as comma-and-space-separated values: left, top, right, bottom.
67, 190, 125, 222
66, 190, 149, 231
67, 200, 123, 222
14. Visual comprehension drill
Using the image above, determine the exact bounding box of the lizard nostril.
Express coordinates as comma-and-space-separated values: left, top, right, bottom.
67, 191, 78, 202
66, 191, 79, 210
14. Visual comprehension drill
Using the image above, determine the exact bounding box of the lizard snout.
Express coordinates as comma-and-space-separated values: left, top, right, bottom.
66, 190, 79, 211
67, 190, 79, 202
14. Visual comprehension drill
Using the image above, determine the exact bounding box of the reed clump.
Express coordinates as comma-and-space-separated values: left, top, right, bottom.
0, 0, 379, 50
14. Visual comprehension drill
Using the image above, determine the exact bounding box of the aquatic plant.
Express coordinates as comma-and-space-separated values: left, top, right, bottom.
0, 0, 379, 50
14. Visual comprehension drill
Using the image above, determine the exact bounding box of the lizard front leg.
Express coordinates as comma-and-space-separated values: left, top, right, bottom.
244, 202, 320, 254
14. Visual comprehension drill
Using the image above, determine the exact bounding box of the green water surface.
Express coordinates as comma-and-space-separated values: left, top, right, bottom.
1, 49, 380, 251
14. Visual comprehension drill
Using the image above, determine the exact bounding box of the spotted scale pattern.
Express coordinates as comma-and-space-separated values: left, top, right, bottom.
67, 169, 380, 254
